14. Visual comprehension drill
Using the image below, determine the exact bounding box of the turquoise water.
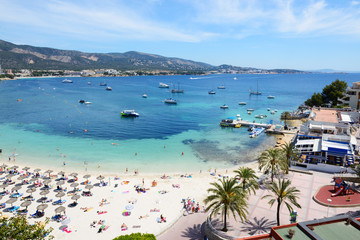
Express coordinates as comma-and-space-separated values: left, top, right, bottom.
0, 74, 359, 173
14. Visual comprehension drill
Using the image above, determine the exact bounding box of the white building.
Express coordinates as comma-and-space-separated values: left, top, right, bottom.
338, 81, 360, 109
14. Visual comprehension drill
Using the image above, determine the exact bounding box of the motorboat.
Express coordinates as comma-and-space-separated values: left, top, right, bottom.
268, 96, 275, 99
247, 109, 255, 111
84, 101, 92, 105
217, 85, 225, 89
267, 108, 271, 111
106, 86, 112, 91
164, 98, 177, 104
121, 110, 139, 117
239, 102, 246, 105
159, 82, 169, 88
249, 127, 265, 138
100, 83, 107, 86
208, 90, 216, 94
255, 114, 267, 119
142, 94, 148, 98
220, 104, 229, 109
88, 82, 91, 85
62, 79, 73, 83
247, 111, 252, 115
79, 100, 85, 103
234, 77, 237, 80
270, 111, 275, 115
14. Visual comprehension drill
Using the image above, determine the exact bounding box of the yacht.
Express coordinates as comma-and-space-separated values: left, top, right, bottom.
121, 110, 139, 117
100, 83, 107, 86
142, 94, 148, 98
220, 104, 229, 109
164, 98, 177, 104
267, 96, 275, 99
208, 90, 216, 94
217, 85, 226, 89
239, 102, 246, 105
171, 83, 184, 93
159, 82, 169, 88
62, 79, 73, 83
249, 80, 261, 95
106, 86, 112, 91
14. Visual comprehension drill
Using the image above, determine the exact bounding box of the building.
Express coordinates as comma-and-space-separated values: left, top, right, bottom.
293, 108, 360, 170
238, 215, 360, 240
338, 81, 360, 109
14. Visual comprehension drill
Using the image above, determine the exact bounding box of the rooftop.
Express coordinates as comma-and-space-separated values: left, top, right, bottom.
311, 109, 339, 123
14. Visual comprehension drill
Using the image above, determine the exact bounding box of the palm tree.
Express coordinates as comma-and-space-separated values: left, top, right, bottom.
234, 167, 259, 195
204, 178, 248, 232
262, 178, 301, 226
258, 148, 286, 183
280, 142, 298, 174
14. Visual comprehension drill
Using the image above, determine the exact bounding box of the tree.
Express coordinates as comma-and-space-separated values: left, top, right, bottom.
112, 233, 156, 240
0, 215, 53, 239
280, 142, 300, 174
304, 92, 323, 107
258, 148, 286, 183
262, 178, 301, 226
321, 79, 347, 106
234, 167, 259, 195
204, 178, 248, 232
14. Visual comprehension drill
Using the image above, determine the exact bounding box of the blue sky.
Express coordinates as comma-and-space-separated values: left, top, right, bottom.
0, 0, 360, 71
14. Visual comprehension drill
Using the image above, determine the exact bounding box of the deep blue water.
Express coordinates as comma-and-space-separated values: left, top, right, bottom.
0, 73, 359, 173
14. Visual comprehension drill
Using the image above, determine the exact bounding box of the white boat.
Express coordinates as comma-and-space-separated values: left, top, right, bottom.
234, 77, 237, 80
239, 102, 246, 105
208, 90, 216, 94
247, 109, 255, 111
99, 83, 107, 86
248, 111, 252, 115
270, 111, 275, 115
255, 114, 267, 119
121, 110, 139, 117
159, 82, 169, 88
84, 101, 92, 105
274, 109, 278, 112
62, 79, 73, 83
249, 127, 265, 138
164, 97, 177, 104
268, 96, 275, 99
249, 80, 261, 95
106, 86, 112, 91
142, 94, 148, 98
217, 85, 226, 89
267, 108, 271, 111
220, 104, 229, 109
88, 82, 91, 85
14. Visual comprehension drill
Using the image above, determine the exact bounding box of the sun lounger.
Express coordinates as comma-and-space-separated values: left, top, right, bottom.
122, 211, 131, 216
97, 211, 107, 215
17, 209, 28, 216
9, 206, 20, 212
53, 199, 66, 205
10, 193, 23, 198
0, 203, 5, 209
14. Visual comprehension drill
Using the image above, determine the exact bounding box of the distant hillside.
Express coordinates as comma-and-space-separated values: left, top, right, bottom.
0, 40, 305, 74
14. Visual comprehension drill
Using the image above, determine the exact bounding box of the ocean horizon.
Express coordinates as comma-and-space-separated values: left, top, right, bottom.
1, 73, 359, 173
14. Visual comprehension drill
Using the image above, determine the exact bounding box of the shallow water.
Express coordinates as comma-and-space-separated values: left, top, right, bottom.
0, 73, 359, 173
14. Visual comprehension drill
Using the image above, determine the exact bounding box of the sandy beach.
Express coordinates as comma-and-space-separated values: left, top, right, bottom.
0, 120, 301, 239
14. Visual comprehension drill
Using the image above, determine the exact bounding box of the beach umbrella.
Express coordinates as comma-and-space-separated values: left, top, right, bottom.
43, 179, 52, 185
33, 168, 41, 173
58, 171, 65, 176
10, 165, 19, 169
12, 185, 22, 192
61, 218, 71, 225
0, 195, 2, 200
69, 173, 78, 177
125, 205, 134, 210
5, 174, 14, 178
96, 175, 105, 181
21, 200, 32, 209
26, 187, 36, 197
37, 203, 48, 211
40, 190, 50, 196
56, 181, 65, 186
71, 195, 80, 202
44, 170, 53, 174
22, 167, 30, 171
0, 184, 8, 190
17, 175, 26, 181
85, 185, 93, 190
83, 174, 91, 179
56, 192, 65, 200
55, 206, 65, 214
70, 183, 79, 188
6, 198, 17, 206
0, 164, 8, 168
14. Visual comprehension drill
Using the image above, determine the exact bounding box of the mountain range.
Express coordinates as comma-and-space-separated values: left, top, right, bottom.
0, 40, 304, 73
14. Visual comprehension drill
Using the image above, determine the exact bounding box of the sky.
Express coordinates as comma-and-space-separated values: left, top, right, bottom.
0, 0, 360, 71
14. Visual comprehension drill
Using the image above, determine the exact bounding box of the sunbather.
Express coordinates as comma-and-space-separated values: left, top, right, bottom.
121, 223, 128, 231
139, 214, 149, 219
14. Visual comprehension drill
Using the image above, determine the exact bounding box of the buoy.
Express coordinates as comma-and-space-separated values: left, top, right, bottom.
37, 130, 39, 132
84, 129, 87, 132
182, 152, 184, 155
135, 153, 137, 156
17, 99, 22, 102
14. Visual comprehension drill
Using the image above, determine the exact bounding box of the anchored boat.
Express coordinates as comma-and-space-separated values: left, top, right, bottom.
121, 110, 139, 117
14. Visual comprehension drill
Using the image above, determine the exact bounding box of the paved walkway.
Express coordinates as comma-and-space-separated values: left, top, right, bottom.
157, 170, 360, 239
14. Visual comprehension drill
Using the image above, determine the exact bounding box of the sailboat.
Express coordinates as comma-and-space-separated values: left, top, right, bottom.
249, 80, 261, 95
171, 83, 184, 93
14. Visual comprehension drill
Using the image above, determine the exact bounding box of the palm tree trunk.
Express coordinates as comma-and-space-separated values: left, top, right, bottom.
222, 206, 228, 232
271, 164, 274, 183
277, 199, 281, 226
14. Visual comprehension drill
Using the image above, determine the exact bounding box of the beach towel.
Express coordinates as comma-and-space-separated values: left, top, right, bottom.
63, 227, 72, 233
84, 207, 93, 212
122, 191, 129, 194
150, 209, 160, 212
98, 211, 107, 215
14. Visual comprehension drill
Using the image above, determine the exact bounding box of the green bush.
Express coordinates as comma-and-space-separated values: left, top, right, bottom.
112, 233, 156, 240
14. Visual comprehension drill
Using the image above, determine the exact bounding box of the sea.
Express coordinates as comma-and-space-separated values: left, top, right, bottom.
0, 73, 359, 174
